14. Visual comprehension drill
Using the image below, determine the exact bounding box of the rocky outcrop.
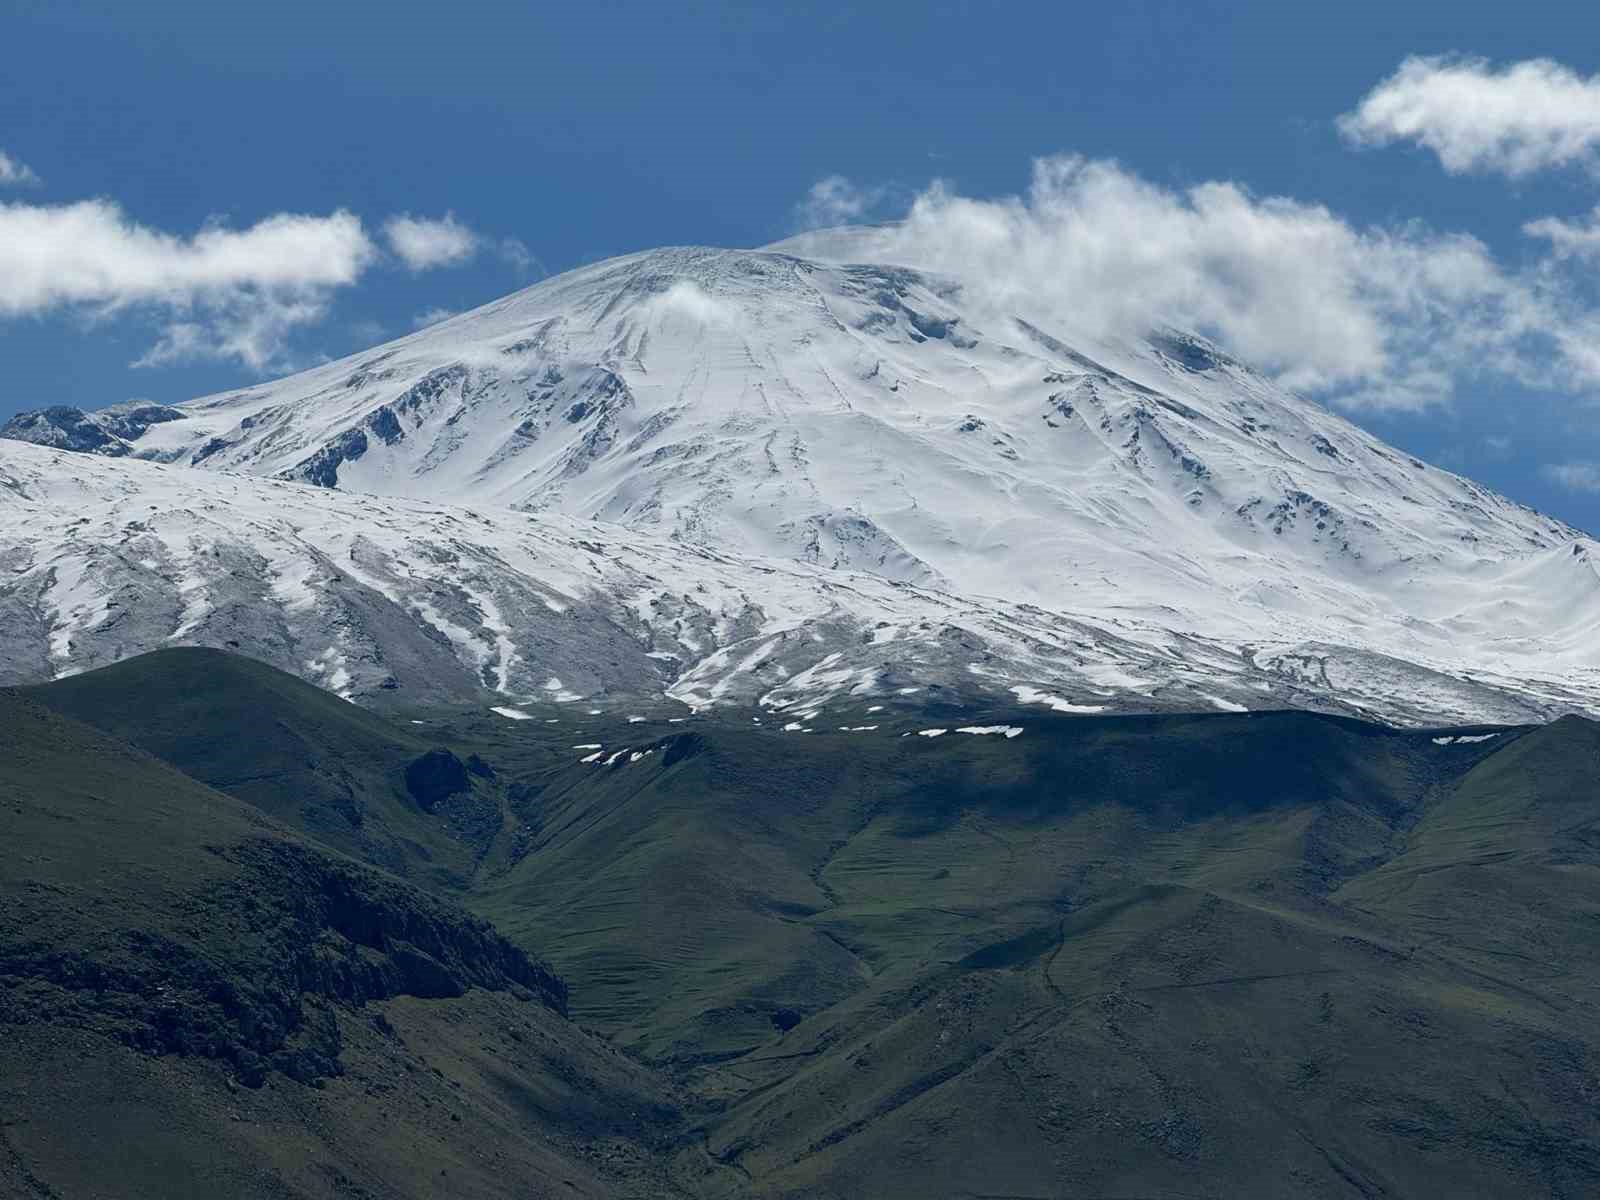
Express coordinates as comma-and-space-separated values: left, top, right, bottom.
0, 402, 184, 456
1, 406, 130, 455
281, 405, 412, 487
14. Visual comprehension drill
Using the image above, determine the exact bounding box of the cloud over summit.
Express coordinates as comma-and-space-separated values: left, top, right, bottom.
834, 154, 1592, 412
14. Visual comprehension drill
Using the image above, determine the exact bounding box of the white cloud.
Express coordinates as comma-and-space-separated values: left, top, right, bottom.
1340, 56, 1600, 177
1524, 207, 1600, 259
1542, 462, 1600, 492
411, 306, 459, 330
795, 175, 886, 230
383, 212, 481, 271
864, 157, 1600, 412
348, 318, 387, 343
0, 198, 377, 369
0, 193, 516, 368
133, 296, 330, 370
0, 200, 373, 311
845, 155, 1597, 411
0, 150, 39, 187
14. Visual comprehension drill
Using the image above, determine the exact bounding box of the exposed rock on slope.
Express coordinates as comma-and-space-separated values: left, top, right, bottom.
0, 401, 183, 455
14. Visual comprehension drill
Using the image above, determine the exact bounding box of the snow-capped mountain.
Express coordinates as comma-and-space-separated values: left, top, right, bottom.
3, 230, 1599, 725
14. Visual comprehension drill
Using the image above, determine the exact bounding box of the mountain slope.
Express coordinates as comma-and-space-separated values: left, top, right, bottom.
0, 687, 687, 1199
1, 437, 1590, 725
24, 646, 506, 887
79, 243, 1577, 602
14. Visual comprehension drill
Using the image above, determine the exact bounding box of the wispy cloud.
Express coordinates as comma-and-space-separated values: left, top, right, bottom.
794, 175, 886, 230
0, 150, 40, 187
1340, 56, 1600, 177
498, 237, 543, 277
348, 317, 387, 343
384, 212, 481, 271
382, 213, 538, 277
1542, 462, 1600, 492
133, 297, 332, 370
411, 306, 459, 330
1524, 207, 1600, 259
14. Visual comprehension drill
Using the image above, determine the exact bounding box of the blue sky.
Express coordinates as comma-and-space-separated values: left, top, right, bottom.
5, 0, 1600, 528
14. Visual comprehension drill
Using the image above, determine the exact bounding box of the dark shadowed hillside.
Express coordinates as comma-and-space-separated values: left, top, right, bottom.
25, 647, 490, 886
0, 688, 688, 1199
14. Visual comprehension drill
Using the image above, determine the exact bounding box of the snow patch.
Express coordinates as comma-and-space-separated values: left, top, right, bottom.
1011, 685, 1106, 714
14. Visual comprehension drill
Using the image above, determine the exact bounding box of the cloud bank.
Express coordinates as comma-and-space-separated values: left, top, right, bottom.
1340, 56, 1600, 177
844, 155, 1592, 412
0, 198, 522, 369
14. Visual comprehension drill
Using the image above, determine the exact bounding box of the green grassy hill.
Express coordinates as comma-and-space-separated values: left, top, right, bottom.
9, 649, 1600, 1197
0, 688, 688, 1199
471, 710, 1498, 1058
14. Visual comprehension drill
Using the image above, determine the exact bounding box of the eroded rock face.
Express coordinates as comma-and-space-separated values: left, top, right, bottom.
94, 402, 187, 441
